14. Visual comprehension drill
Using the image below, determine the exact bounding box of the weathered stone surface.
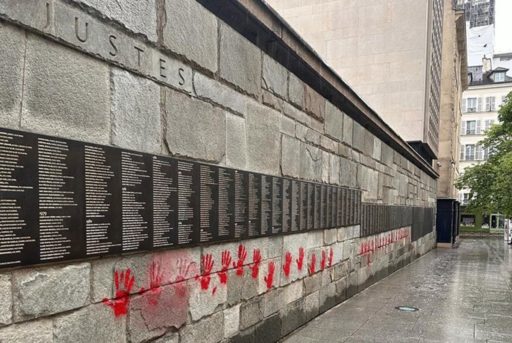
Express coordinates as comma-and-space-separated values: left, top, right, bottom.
319, 282, 337, 312
129, 283, 189, 343
283, 281, 303, 305
340, 157, 357, 188
381, 142, 394, 166
304, 85, 325, 120
154, 332, 179, 343
227, 270, 258, 306
304, 291, 319, 321
0, 0, 52, 32
194, 73, 247, 116
288, 73, 304, 108
352, 121, 365, 153
220, 24, 261, 97
188, 276, 227, 321
285, 103, 310, 126
304, 273, 322, 295
262, 90, 284, 112
246, 102, 281, 175
163, 0, 217, 72
226, 114, 247, 169
181, 311, 224, 343
363, 130, 375, 157
280, 115, 295, 137
280, 298, 306, 336
91, 257, 120, 303
321, 135, 338, 153
324, 102, 343, 141
0, 23, 24, 129
71, 0, 157, 42
111, 68, 161, 153
373, 137, 382, 161
262, 288, 284, 318
324, 229, 338, 245
13, 263, 90, 320
224, 304, 240, 338
21, 34, 110, 144
262, 55, 287, 98
0, 274, 11, 326
0, 319, 52, 342
321, 151, 330, 183
54, 303, 125, 343
281, 135, 301, 178
342, 113, 354, 146
330, 154, 341, 185
300, 144, 322, 181
240, 297, 263, 330
164, 89, 226, 162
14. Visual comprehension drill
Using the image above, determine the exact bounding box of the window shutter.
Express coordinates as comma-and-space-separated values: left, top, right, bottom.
476, 145, 482, 160
486, 97, 490, 111
490, 96, 496, 111
460, 121, 466, 135
477, 97, 483, 112
461, 98, 467, 113
476, 120, 481, 134
460, 145, 465, 161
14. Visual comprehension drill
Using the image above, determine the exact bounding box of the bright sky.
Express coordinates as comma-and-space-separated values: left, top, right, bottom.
495, 0, 512, 53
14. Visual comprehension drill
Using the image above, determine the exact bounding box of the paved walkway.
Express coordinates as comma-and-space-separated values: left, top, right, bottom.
283, 238, 512, 343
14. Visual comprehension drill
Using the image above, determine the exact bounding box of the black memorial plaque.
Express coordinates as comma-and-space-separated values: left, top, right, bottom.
247, 173, 261, 238
84, 144, 121, 256
38, 136, 85, 262
198, 164, 218, 243
234, 170, 248, 239
282, 178, 292, 233
299, 182, 308, 231
272, 177, 282, 235
177, 160, 197, 245
0, 126, 369, 269
121, 151, 152, 252
218, 167, 235, 240
0, 130, 38, 266
260, 175, 272, 236
290, 180, 300, 232
152, 156, 178, 248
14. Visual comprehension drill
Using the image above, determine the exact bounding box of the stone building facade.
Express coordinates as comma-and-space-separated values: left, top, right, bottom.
0, 1, 437, 342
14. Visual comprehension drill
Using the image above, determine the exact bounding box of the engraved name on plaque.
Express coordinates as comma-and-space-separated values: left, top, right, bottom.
38, 137, 83, 261
121, 151, 151, 252
290, 180, 300, 232
271, 177, 282, 235
299, 182, 308, 231
260, 175, 272, 236
152, 156, 178, 248
218, 167, 235, 240
84, 144, 121, 255
282, 178, 292, 233
177, 161, 196, 245
198, 164, 218, 243
0, 130, 37, 266
234, 171, 248, 239
247, 173, 261, 238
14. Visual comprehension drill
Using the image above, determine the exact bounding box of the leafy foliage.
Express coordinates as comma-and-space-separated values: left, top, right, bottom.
455, 92, 512, 217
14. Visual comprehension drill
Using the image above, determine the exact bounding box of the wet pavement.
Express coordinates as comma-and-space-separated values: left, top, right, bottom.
283, 238, 512, 343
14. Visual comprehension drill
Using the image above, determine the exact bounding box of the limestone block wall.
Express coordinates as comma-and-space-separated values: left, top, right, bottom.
0, 0, 437, 342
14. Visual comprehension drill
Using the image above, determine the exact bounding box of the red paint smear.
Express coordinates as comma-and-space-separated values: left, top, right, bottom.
283, 251, 292, 277
264, 261, 275, 289
320, 250, 327, 270
196, 254, 214, 290
219, 250, 232, 285
250, 249, 262, 279
233, 244, 247, 276
328, 247, 334, 267
308, 254, 316, 275
212, 286, 217, 296
296, 247, 305, 270
103, 268, 135, 317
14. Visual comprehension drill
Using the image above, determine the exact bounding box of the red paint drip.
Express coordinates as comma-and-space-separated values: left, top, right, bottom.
264, 261, 275, 289
320, 250, 327, 270
296, 247, 305, 270
283, 251, 292, 277
103, 268, 135, 317
308, 254, 316, 275
196, 254, 214, 290
250, 249, 262, 279
328, 247, 334, 267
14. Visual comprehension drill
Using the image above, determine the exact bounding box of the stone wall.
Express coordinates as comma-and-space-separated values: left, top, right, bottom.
0, 0, 437, 342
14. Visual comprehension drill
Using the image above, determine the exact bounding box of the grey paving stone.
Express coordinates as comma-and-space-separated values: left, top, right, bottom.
163, 0, 218, 72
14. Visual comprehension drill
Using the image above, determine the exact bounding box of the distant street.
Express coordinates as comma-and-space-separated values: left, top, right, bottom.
284, 238, 512, 343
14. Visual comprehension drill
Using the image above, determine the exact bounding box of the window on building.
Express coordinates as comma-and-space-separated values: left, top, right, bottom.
466, 120, 481, 135
485, 96, 496, 111
467, 97, 477, 112
482, 147, 490, 160
465, 144, 476, 160
462, 193, 471, 205
494, 72, 505, 82
484, 119, 495, 131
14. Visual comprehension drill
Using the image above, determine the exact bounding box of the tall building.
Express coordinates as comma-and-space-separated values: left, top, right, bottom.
464, 0, 495, 28
266, 0, 445, 164
459, 63, 512, 228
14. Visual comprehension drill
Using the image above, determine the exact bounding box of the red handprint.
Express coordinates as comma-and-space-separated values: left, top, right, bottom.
142, 261, 163, 305
308, 254, 316, 275
320, 250, 327, 270
103, 268, 135, 317
219, 250, 232, 285
233, 244, 247, 276
175, 258, 193, 297
264, 261, 275, 289
283, 251, 292, 278
296, 247, 305, 271
196, 254, 214, 290
328, 247, 334, 267
250, 249, 262, 279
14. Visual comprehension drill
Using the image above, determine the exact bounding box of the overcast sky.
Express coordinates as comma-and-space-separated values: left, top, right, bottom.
495, 0, 512, 53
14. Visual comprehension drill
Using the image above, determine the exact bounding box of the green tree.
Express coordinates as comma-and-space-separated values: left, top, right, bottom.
456, 92, 512, 217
